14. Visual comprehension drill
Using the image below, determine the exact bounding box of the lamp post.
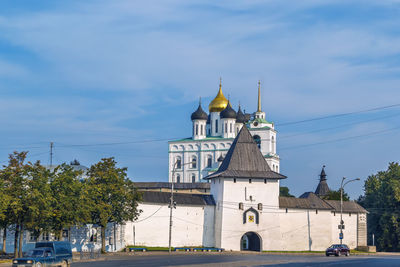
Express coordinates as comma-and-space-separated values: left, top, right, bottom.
168, 159, 195, 253
339, 177, 360, 244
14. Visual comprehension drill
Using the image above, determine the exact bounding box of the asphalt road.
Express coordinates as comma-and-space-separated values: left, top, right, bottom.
71, 253, 400, 267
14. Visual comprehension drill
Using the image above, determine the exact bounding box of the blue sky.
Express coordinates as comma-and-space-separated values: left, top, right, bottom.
0, 0, 400, 199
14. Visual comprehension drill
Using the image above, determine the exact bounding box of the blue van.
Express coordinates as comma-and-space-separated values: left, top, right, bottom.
12, 241, 72, 267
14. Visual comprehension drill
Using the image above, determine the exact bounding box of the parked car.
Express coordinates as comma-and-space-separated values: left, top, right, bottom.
12, 241, 72, 267
325, 244, 350, 256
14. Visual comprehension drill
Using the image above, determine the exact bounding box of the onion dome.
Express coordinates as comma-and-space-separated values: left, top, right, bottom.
220, 101, 236, 119
236, 105, 247, 123
191, 100, 208, 121
209, 79, 228, 112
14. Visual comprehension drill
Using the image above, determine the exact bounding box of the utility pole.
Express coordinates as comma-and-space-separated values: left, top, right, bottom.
168, 159, 194, 254
340, 177, 360, 244
50, 142, 54, 167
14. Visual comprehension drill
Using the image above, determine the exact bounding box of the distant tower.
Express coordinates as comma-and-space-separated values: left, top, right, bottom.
191, 98, 208, 140
315, 165, 330, 197
254, 81, 266, 120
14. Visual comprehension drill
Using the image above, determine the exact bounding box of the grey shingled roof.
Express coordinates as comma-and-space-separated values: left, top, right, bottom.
140, 191, 215, 206
280, 192, 367, 213
134, 182, 210, 190
299, 192, 334, 210
205, 126, 286, 180
324, 200, 368, 213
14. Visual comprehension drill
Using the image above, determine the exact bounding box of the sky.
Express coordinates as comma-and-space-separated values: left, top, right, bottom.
0, 0, 400, 199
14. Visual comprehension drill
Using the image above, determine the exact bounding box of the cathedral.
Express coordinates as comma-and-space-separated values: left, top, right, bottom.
168, 81, 280, 183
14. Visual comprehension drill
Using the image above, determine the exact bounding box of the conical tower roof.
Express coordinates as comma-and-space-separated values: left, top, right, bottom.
205, 126, 286, 180
315, 166, 330, 197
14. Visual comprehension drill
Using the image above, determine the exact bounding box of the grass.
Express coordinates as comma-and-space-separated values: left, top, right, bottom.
263, 250, 324, 254
126, 246, 171, 251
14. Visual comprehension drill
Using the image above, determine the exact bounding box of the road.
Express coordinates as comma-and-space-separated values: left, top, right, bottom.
71, 253, 400, 267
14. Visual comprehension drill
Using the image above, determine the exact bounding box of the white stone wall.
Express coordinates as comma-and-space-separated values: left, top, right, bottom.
124, 203, 214, 248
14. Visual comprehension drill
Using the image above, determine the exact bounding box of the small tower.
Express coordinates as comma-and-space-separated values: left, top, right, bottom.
191, 98, 208, 140
254, 81, 266, 120
220, 101, 237, 138
208, 78, 228, 137
315, 165, 330, 197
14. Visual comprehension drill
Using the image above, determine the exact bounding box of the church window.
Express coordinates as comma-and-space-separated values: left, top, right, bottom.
230, 123, 232, 133
192, 174, 196, 183
215, 119, 218, 132
257, 203, 263, 211
234, 178, 236, 183
316, 210, 318, 214
264, 179, 267, 184
201, 125, 203, 135
349, 213, 351, 217
253, 135, 261, 149
285, 208, 288, 213
207, 156, 212, 168
225, 123, 227, 133
239, 203, 244, 210
195, 124, 198, 135
249, 179, 252, 183
176, 174, 181, 183
191, 156, 197, 168
176, 157, 182, 169
334, 212, 336, 216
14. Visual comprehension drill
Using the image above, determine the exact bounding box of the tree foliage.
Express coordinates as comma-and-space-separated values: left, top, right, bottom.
85, 157, 141, 253
358, 162, 400, 252
279, 186, 294, 197
322, 189, 350, 201
0, 152, 141, 255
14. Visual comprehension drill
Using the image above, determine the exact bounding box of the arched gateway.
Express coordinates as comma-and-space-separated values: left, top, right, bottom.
240, 232, 262, 252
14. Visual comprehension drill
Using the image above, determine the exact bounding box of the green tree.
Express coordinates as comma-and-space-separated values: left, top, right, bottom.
23, 161, 52, 243
85, 158, 141, 253
359, 162, 400, 251
1, 152, 29, 257
49, 164, 89, 240
322, 189, 350, 201
0, 171, 11, 254
279, 186, 294, 197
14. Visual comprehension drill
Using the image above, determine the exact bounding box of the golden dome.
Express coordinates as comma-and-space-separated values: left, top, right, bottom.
209, 80, 228, 112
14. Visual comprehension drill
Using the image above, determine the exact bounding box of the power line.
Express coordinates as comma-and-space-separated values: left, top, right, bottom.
276, 103, 400, 127
279, 125, 400, 151
279, 112, 400, 139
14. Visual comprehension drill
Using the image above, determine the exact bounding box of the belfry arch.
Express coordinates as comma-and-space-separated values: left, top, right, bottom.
240, 232, 262, 252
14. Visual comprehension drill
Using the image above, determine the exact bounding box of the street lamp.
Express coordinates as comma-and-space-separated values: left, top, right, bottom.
339, 177, 360, 244
168, 159, 196, 253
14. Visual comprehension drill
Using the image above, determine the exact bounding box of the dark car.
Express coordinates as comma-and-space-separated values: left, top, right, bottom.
12, 241, 72, 267
325, 244, 350, 256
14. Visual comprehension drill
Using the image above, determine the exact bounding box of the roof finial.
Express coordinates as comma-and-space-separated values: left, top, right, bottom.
199, 97, 202, 105
257, 80, 262, 112
219, 77, 222, 90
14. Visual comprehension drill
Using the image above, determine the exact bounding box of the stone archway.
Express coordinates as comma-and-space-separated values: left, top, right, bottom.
240, 232, 262, 252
